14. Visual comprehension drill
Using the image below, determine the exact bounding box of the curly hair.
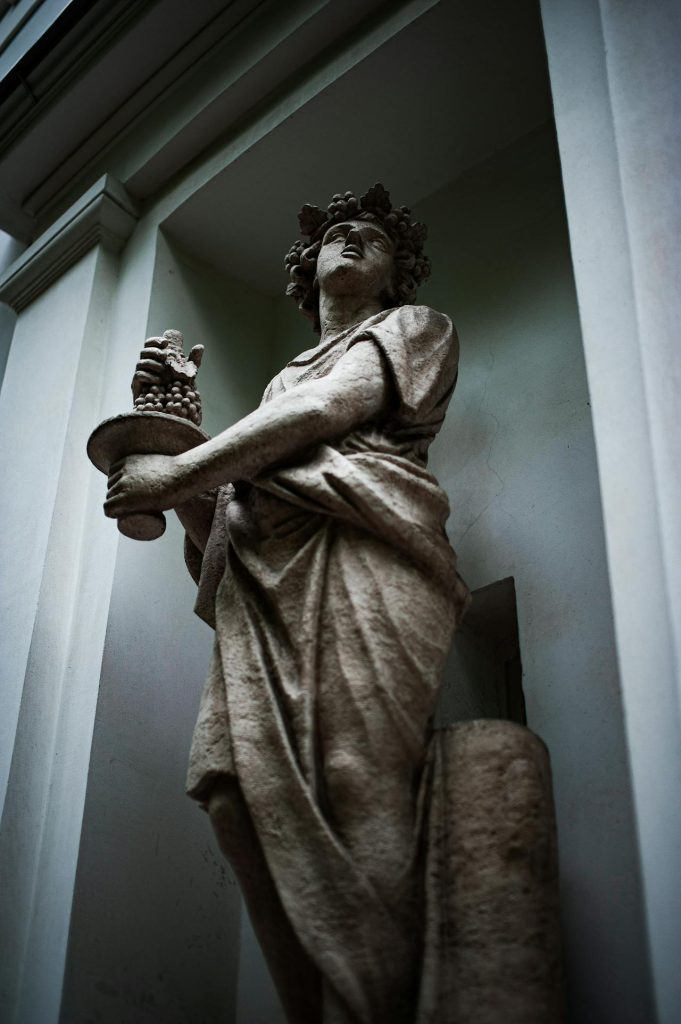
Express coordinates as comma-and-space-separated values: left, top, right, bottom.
284, 183, 431, 333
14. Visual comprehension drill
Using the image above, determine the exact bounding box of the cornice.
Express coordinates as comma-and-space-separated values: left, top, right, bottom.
0, 174, 138, 311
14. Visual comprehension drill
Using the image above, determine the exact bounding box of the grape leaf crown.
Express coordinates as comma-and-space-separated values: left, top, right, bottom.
284, 184, 431, 325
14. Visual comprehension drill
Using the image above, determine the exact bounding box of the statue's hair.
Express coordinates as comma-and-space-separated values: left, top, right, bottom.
284, 183, 431, 332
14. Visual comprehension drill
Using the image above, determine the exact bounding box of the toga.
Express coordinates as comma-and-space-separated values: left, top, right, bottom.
184, 305, 469, 1023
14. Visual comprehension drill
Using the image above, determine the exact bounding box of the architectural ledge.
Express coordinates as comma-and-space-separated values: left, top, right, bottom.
0, 174, 138, 311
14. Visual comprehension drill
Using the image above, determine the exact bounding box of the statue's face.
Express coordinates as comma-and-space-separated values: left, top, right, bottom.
316, 219, 395, 301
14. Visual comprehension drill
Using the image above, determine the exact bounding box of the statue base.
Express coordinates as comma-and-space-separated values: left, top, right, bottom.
87, 412, 209, 541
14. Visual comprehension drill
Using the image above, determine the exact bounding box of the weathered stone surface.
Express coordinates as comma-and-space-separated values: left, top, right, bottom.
90, 185, 562, 1023
132, 328, 204, 423
418, 721, 564, 1024
87, 411, 209, 539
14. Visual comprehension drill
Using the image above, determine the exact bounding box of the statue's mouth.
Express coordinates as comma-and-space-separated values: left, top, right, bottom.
341, 244, 363, 259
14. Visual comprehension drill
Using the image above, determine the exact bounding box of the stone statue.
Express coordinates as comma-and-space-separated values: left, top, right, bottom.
92, 185, 562, 1023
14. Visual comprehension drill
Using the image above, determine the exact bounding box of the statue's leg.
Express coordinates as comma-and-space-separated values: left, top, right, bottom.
207, 777, 322, 1024
321, 734, 423, 918
316, 732, 422, 1024
318, 666, 425, 1024
311, 537, 457, 1022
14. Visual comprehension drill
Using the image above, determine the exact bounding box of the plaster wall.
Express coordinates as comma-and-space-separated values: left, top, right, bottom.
0, 250, 101, 820
60, 233, 276, 1024
0, 244, 123, 1024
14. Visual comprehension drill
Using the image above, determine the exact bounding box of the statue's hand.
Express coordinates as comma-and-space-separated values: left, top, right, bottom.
104, 453, 187, 518
132, 335, 169, 400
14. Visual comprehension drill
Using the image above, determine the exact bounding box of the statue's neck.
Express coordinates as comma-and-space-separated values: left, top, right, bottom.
318, 292, 384, 343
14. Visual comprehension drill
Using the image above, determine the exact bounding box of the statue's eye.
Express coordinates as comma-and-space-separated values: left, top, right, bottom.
325, 230, 345, 244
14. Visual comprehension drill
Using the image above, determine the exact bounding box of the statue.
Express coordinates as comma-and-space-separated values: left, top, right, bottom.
89, 185, 563, 1023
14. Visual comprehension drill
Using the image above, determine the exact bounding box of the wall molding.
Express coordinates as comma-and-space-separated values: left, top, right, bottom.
0, 174, 138, 311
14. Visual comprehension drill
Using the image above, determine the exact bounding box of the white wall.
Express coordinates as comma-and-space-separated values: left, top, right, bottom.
0, 246, 123, 1024
60, 233, 277, 1024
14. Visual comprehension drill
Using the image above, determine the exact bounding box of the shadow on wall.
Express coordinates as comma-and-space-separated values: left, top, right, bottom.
436, 576, 525, 728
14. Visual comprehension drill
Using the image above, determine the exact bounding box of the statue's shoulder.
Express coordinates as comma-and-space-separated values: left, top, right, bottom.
385, 304, 453, 330
382, 305, 457, 353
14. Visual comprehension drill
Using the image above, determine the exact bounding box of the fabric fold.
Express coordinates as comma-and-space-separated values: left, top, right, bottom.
185, 305, 469, 1021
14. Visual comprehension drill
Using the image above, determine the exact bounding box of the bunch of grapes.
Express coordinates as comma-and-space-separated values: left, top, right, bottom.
133, 382, 202, 425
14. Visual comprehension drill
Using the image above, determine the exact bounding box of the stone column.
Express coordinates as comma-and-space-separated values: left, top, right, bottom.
418, 721, 563, 1024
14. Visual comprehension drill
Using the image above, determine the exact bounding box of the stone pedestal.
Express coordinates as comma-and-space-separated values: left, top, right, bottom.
418, 720, 563, 1024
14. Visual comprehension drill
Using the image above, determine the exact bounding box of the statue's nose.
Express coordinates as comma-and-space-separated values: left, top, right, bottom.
345, 226, 363, 248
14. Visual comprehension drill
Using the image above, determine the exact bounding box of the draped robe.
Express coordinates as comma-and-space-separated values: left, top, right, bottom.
184, 305, 469, 1023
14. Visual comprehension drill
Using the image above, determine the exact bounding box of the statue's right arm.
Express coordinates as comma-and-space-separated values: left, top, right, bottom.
105, 339, 391, 520
170, 338, 391, 498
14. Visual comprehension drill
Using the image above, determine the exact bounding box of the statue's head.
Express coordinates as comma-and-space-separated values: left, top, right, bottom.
285, 184, 431, 332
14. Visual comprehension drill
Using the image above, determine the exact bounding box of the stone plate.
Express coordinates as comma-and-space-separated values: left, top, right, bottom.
87, 412, 210, 541
87, 411, 209, 472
